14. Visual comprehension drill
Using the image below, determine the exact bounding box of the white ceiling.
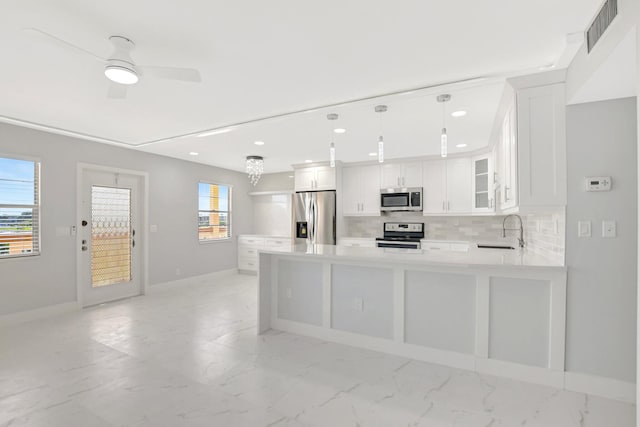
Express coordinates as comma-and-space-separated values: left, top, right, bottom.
568, 28, 637, 106
0, 0, 603, 172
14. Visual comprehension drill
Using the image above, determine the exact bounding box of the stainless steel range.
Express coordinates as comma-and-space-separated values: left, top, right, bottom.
375, 222, 424, 249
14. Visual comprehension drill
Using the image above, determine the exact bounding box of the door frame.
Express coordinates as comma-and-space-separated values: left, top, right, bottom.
76, 163, 149, 307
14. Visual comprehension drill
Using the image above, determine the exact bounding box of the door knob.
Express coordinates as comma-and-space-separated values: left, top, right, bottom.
81, 220, 88, 227
81, 246, 88, 251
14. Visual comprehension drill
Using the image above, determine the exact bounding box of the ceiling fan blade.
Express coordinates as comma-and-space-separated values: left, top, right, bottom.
107, 83, 128, 99
140, 65, 202, 83
22, 28, 105, 62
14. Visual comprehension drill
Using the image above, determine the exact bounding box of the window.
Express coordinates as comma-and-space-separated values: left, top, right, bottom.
0, 157, 40, 258
198, 182, 231, 241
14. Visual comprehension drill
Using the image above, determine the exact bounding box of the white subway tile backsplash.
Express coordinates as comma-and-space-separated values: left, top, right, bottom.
343, 209, 565, 264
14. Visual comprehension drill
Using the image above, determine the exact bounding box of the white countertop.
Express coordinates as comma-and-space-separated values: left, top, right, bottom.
259, 243, 565, 271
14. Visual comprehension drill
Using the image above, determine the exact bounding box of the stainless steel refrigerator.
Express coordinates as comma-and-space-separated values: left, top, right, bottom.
294, 190, 336, 245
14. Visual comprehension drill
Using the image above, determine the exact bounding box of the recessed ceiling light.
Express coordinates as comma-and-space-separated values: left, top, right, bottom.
104, 65, 138, 85
305, 160, 313, 163
189, 152, 199, 156
254, 140, 265, 145
368, 152, 377, 157
196, 127, 235, 137
455, 144, 467, 148
451, 111, 467, 117
333, 128, 346, 134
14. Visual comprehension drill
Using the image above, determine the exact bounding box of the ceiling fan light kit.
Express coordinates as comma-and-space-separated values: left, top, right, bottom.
104, 65, 138, 85
27, 29, 202, 98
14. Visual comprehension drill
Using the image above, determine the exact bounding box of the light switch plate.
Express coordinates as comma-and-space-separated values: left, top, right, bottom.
578, 221, 591, 238
602, 220, 616, 238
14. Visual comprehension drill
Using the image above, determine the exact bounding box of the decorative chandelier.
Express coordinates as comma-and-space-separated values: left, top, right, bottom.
246, 155, 264, 186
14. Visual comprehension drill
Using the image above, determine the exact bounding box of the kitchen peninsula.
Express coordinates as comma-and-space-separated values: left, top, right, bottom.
258, 244, 567, 388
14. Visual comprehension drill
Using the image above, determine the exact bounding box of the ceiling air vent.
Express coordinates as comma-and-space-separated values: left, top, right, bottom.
587, 0, 618, 53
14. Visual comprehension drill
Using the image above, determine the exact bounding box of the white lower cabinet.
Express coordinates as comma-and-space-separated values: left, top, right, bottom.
337, 237, 377, 248
421, 240, 470, 252
238, 235, 291, 273
342, 165, 381, 216
423, 158, 472, 215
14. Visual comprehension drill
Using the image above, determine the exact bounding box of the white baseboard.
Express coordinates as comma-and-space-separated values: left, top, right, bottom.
564, 371, 636, 404
146, 268, 239, 294
0, 301, 79, 328
476, 358, 565, 388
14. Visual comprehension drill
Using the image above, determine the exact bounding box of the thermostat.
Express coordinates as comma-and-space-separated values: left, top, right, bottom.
585, 176, 611, 192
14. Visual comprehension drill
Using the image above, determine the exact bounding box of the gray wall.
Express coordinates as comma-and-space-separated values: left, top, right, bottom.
0, 123, 253, 316
565, 97, 637, 382
252, 172, 295, 192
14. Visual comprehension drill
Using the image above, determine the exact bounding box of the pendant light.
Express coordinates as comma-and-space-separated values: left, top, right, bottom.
375, 105, 387, 163
327, 113, 338, 167
437, 94, 451, 158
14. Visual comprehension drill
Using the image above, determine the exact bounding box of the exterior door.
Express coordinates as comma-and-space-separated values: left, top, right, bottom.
80, 170, 142, 307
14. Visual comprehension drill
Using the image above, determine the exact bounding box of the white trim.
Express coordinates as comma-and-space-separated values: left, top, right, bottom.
476, 358, 564, 388
248, 190, 295, 196
0, 301, 79, 328
565, 371, 636, 404
76, 163, 150, 306
145, 268, 238, 294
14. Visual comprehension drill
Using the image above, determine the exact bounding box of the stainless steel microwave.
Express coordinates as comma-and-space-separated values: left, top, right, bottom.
380, 187, 423, 212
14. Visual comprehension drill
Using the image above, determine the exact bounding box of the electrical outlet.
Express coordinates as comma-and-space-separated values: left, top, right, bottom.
354, 297, 364, 312
602, 220, 616, 238
578, 221, 591, 238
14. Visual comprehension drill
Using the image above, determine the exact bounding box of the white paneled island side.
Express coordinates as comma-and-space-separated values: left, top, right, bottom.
258, 244, 568, 389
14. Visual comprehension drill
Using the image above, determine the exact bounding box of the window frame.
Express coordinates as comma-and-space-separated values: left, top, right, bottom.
197, 181, 232, 243
0, 154, 41, 260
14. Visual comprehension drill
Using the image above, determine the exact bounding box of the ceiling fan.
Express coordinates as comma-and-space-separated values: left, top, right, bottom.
24, 28, 202, 99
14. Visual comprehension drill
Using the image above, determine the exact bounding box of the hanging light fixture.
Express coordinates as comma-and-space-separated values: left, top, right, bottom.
437, 94, 451, 158
327, 113, 339, 167
375, 105, 387, 163
246, 155, 264, 186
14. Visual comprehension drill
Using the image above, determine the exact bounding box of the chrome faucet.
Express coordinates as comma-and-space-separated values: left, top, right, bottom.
502, 214, 525, 248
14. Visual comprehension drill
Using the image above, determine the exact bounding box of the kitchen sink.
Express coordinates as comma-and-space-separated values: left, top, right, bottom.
476, 244, 516, 250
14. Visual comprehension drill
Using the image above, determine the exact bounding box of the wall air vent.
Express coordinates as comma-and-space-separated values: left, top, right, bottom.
587, 0, 618, 53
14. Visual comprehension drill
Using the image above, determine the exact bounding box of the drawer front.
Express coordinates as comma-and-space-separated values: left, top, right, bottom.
339, 239, 376, 248
422, 242, 451, 251
238, 236, 265, 246
265, 238, 291, 248
449, 243, 470, 252
238, 257, 258, 271
238, 246, 259, 258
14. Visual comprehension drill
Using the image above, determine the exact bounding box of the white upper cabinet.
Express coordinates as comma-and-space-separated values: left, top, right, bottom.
471, 153, 495, 213
423, 158, 472, 215
422, 160, 446, 214
499, 100, 518, 211
445, 158, 472, 214
380, 162, 422, 188
515, 83, 566, 208
294, 166, 336, 192
342, 165, 381, 216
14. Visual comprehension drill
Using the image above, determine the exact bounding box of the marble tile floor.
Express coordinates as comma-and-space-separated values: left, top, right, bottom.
0, 273, 635, 427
